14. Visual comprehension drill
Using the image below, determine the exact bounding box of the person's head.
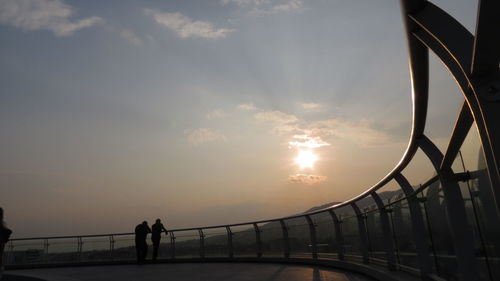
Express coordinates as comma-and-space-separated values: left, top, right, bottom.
142, 221, 148, 226
156, 219, 161, 224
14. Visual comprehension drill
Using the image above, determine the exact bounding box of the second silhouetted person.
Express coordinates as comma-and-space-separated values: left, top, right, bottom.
151, 219, 168, 262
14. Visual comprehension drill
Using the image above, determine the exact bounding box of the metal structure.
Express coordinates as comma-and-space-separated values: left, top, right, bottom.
3, 1, 500, 280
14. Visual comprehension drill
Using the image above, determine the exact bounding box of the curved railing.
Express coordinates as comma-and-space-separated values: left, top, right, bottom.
5, 1, 500, 280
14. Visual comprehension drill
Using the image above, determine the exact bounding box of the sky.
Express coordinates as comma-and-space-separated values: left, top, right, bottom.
0, 0, 478, 237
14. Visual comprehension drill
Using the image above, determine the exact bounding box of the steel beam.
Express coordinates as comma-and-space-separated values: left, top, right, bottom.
371, 192, 397, 270
226, 226, 233, 258
305, 215, 318, 259
109, 235, 114, 260
410, 1, 500, 220
400, 0, 429, 139
440, 102, 473, 170
253, 223, 262, 258
77, 237, 83, 262
471, 0, 500, 76
328, 210, 344, 260
279, 220, 290, 258
169, 232, 176, 259
394, 173, 434, 278
198, 229, 205, 259
351, 203, 369, 264
419, 135, 480, 281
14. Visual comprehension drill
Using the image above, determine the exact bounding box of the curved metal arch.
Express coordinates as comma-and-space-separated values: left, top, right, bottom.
408, 1, 500, 217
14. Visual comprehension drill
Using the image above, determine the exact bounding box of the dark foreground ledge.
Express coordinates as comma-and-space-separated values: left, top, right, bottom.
2, 275, 45, 281
5, 260, 425, 281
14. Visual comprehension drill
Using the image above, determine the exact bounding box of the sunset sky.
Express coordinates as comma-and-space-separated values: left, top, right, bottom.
0, 0, 477, 237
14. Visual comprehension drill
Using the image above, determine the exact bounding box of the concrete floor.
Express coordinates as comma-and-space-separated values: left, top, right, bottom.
6, 263, 376, 281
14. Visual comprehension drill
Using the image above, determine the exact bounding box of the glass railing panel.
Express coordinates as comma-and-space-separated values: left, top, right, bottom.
6, 239, 46, 265
155, 232, 173, 260
172, 230, 200, 258
389, 198, 420, 270
285, 216, 311, 259
112, 234, 136, 261
421, 181, 457, 279
258, 221, 284, 258
335, 205, 356, 218
453, 123, 500, 281
310, 211, 337, 260
365, 209, 388, 265
80, 236, 112, 262
341, 214, 363, 263
46, 237, 79, 263
203, 227, 228, 258
231, 224, 257, 257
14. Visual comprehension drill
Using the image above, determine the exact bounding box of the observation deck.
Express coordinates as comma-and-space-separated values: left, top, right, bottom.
3, 0, 500, 280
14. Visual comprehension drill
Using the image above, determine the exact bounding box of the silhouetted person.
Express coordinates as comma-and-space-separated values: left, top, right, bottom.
0, 208, 12, 279
151, 219, 168, 262
135, 221, 151, 263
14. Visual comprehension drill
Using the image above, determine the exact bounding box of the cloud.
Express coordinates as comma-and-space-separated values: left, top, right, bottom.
270, 0, 303, 13
306, 119, 390, 146
254, 110, 298, 124
144, 8, 233, 39
288, 174, 327, 185
237, 103, 257, 111
0, 0, 103, 36
185, 128, 227, 145
240, 103, 390, 147
119, 29, 142, 45
302, 103, 322, 111
288, 135, 330, 149
206, 109, 225, 119
221, 0, 303, 14
253, 109, 300, 135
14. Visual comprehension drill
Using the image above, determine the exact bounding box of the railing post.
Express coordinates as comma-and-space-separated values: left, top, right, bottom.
279, 220, 290, 258
419, 135, 480, 280
7, 240, 14, 265
351, 202, 369, 264
198, 229, 205, 259
328, 210, 344, 260
169, 232, 176, 259
395, 173, 435, 278
371, 191, 397, 270
419, 189, 441, 276
304, 215, 318, 259
77, 237, 83, 262
253, 223, 262, 258
226, 226, 233, 258
109, 235, 114, 260
43, 239, 49, 262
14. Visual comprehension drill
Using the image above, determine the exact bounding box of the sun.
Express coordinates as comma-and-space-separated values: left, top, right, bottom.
295, 150, 318, 169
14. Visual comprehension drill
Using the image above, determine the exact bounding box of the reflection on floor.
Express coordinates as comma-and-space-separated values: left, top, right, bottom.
8, 263, 376, 281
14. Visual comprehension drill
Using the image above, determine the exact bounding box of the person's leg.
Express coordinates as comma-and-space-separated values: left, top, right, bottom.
152, 239, 160, 261
142, 241, 148, 262
0, 243, 4, 279
135, 240, 141, 263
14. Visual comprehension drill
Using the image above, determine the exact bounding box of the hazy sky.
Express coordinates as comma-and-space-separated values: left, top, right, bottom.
0, 0, 477, 237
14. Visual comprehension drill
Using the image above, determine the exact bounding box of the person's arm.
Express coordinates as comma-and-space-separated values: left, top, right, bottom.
162, 224, 168, 234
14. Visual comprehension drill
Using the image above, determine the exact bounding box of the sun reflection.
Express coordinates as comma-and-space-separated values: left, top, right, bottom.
295, 150, 318, 169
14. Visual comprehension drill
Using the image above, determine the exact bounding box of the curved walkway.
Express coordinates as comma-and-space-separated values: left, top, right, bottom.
6, 263, 375, 281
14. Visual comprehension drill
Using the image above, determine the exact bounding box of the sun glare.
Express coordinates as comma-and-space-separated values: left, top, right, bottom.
295, 150, 318, 169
